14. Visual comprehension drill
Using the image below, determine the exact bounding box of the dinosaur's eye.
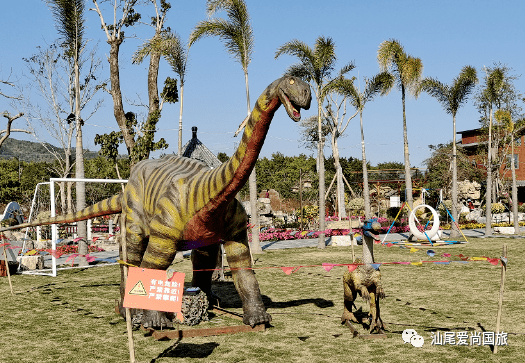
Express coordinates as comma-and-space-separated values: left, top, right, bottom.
290, 79, 295, 85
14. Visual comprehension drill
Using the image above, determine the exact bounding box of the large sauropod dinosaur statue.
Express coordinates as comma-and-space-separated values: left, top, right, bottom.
1, 76, 312, 329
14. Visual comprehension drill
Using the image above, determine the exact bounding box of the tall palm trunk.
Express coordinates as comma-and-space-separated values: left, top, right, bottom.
317, 98, 326, 249
177, 82, 184, 156
485, 106, 493, 236
244, 70, 262, 253
401, 85, 413, 209
511, 136, 519, 231
360, 110, 371, 218
74, 53, 88, 263
332, 134, 346, 218
450, 114, 459, 237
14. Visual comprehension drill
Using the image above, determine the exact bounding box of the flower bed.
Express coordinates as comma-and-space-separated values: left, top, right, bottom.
33, 244, 105, 256
249, 216, 525, 242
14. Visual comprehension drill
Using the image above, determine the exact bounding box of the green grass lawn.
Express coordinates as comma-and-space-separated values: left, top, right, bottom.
1, 237, 523, 362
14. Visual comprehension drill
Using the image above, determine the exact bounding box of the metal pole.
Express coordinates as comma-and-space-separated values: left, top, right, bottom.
50, 180, 57, 277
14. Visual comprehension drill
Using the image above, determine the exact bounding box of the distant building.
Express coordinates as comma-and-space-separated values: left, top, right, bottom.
181, 126, 222, 169
458, 125, 525, 202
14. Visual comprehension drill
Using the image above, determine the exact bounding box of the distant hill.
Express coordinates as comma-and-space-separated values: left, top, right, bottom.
0, 138, 100, 163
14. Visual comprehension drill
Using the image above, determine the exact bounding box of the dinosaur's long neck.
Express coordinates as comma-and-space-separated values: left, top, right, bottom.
198, 84, 281, 213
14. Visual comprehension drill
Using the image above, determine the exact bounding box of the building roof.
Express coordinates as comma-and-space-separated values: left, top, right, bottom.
181, 126, 223, 169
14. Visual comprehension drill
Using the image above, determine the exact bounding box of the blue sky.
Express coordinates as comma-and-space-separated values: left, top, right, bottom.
1, 0, 524, 169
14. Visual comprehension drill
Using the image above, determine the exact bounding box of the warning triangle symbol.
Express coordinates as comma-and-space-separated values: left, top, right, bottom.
129, 280, 147, 296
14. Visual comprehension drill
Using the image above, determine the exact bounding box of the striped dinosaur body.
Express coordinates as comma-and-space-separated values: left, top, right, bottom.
1, 76, 311, 328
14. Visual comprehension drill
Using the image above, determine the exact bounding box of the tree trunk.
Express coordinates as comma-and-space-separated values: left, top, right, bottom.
178, 82, 184, 156
450, 114, 459, 237
108, 39, 135, 157
59, 182, 66, 215
362, 235, 375, 265
74, 55, 88, 266
249, 170, 262, 253
360, 110, 371, 219
511, 137, 519, 232
148, 40, 161, 115
243, 70, 262, 254
317, 99, 326, 249
332, 135, 346, 218
401, 86, 413, 210
485, 106, 493, 236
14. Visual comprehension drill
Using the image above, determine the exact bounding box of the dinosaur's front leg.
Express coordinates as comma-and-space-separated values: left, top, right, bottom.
369, 281, 386, 333
224, 237, 271, 327
139, 233, 178, 329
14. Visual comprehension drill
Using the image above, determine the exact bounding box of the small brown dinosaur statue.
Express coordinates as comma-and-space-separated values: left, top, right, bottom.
0, 76, 311, 329
341, 219, 386, 334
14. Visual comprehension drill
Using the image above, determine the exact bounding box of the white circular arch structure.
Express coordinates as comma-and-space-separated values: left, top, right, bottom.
408, 204, 440, 241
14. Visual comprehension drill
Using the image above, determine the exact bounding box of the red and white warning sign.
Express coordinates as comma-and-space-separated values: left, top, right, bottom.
123, 267, 185, 317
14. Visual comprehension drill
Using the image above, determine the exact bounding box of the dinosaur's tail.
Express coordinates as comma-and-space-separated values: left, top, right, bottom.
0, 194, 122, 233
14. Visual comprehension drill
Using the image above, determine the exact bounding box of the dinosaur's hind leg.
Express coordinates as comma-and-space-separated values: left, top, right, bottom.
191, 244, 221, 306
224, 235, 271, 327
341, 272, 359, 324
369, 288, 385, 334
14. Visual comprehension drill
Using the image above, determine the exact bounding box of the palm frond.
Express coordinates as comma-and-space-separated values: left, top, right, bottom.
132, 41, 153, 64
449, 65, 478, 113
47, 0, 85, 58
401, 56, 423, 95
420, 77, 451, 112
275, 39, 314, 63
326, 76, 360, 109
484, 67, 505, 102
422, 65, 478, 116
283, 64, 311, 82
189, 18, 225, 46
162, 31, 189, 82
206, 0, 230, 16
314, 36, 337, 80
191, 0, 253, 70
377, 39, 403, 72
364, 71, 395, 101
338, 61, 356, 77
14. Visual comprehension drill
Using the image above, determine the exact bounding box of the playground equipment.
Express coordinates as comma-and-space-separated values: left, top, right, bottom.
381, 188, 469, 246
1, 202, 24, 225
408, 204, 441, 241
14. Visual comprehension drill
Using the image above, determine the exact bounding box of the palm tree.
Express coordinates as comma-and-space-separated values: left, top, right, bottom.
275, 36, 354, 249
478, 67, 505, 236
377, 39, 423, 210
132, 29, 188, 156
190, 0, 263, 253
47, 0, 88, 263
420, 66, 478, 236
162, 32, 189, 156
330, 72, 394, 218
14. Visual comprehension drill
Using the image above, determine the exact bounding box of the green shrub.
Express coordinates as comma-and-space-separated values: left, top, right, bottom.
491, 202, 506, 214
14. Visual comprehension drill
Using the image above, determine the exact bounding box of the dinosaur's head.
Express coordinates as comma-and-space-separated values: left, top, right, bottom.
277, 76, 311, 122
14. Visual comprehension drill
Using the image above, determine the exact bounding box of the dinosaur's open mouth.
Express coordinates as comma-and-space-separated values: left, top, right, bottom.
281, 92, 302, 122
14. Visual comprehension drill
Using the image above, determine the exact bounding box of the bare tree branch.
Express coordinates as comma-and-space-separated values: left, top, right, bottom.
0, 112, 27, 148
